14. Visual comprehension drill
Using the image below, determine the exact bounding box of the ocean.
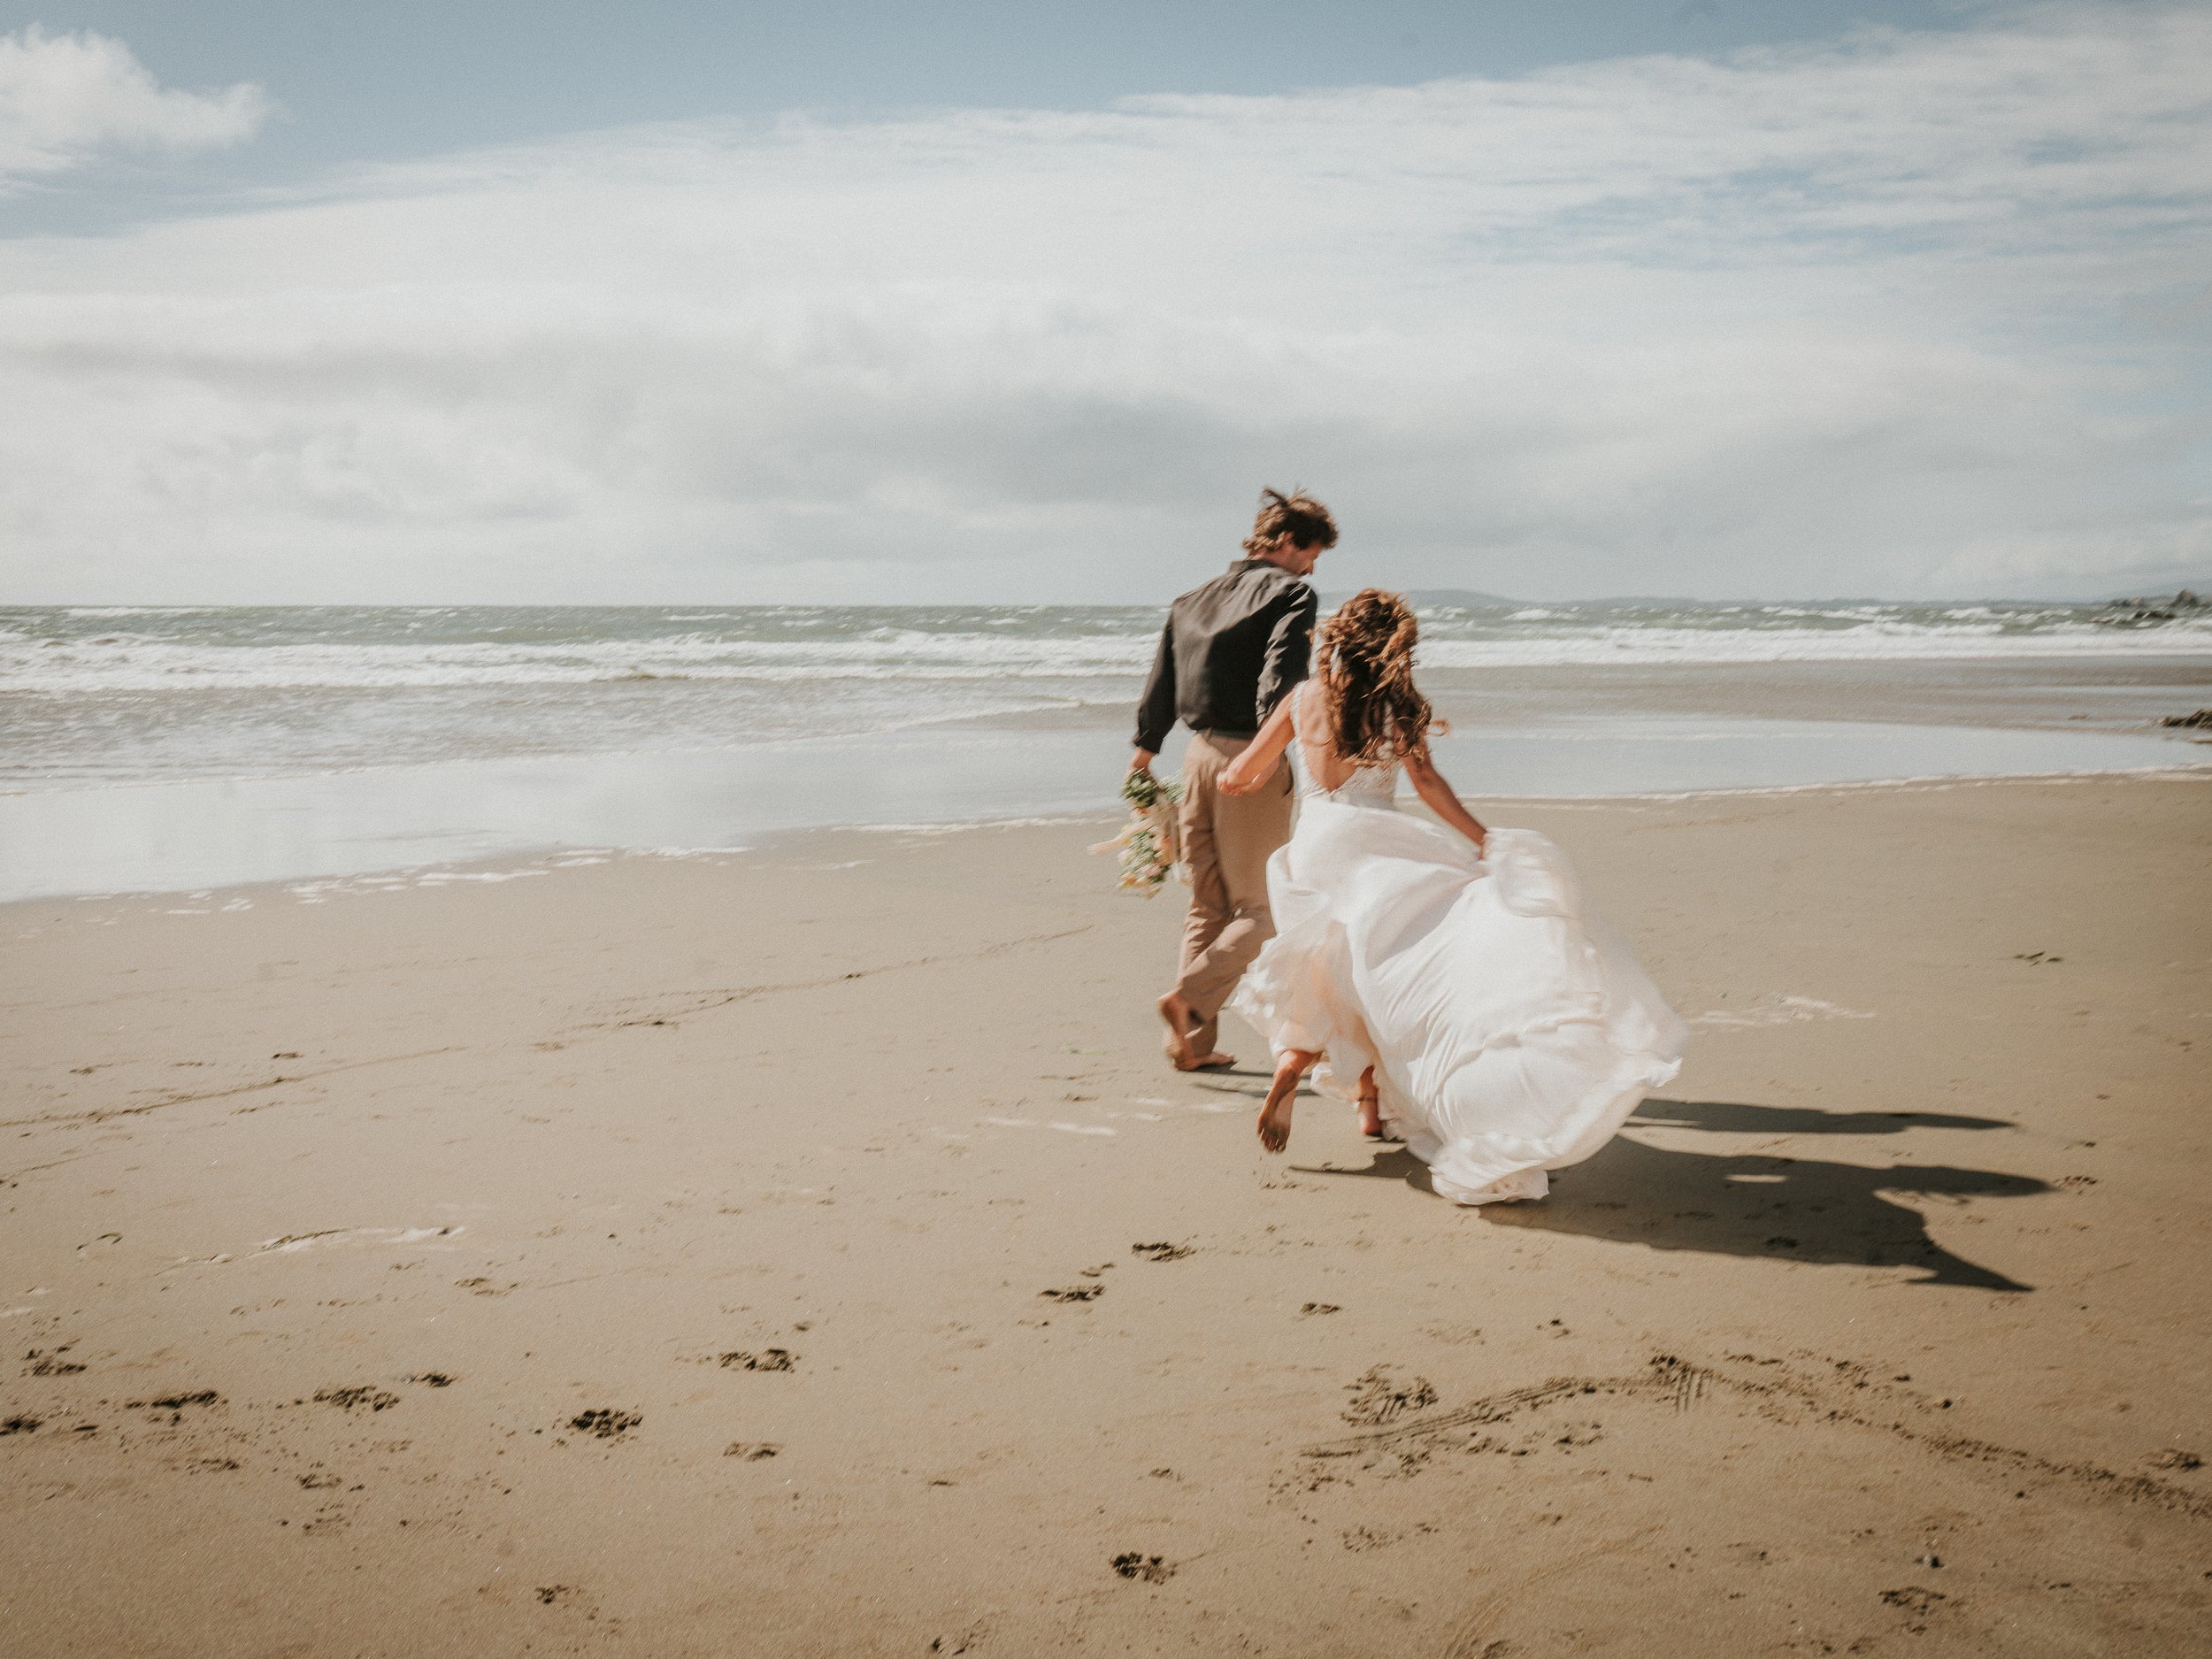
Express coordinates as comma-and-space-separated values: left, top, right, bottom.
3, 600, 2207, 900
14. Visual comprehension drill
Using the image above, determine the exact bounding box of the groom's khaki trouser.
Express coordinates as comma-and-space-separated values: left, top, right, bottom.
1175, 731, 1295, 1057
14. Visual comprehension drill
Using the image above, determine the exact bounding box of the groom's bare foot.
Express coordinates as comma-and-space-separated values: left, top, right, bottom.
1158, 992, 1228, 1071
1257, 1050, 1317, 1154
1156, 990, 1194, 1066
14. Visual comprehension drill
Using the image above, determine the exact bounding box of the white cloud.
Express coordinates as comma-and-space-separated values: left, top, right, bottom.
0, 26, 271, 182
0, 4, 2205, 602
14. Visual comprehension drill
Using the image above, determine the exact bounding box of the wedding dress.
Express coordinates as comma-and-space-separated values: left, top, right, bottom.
1229, 684, 1687, 1204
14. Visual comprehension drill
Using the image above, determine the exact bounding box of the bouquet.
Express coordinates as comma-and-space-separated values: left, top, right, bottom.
1091, 770, 1185, 895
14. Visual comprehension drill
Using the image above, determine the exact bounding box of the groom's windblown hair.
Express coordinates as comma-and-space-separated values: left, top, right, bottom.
1241, 488, 1339, 557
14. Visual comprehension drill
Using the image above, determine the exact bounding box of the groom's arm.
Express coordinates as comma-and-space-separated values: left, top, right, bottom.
1132, 615, 1177, 772
1255, 583, 1319, 726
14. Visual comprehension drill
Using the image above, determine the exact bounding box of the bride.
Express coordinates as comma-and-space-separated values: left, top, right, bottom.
1219, 589, 1687, 1205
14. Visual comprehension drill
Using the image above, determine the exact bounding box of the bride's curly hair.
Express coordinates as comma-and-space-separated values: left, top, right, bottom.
1317, 589, 1437, 766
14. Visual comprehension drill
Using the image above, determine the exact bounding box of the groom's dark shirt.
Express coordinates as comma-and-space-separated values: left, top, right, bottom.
1134, 558, 1318, 752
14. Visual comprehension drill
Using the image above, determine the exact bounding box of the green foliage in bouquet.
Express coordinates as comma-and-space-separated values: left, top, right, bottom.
1090, 770, 1185, 895
1119, 770, 1179, 813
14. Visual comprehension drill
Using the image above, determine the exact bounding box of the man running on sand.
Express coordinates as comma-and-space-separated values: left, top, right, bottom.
1129, 488, 1337, 1071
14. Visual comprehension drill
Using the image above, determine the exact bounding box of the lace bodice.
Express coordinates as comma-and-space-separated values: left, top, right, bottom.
1289, 682, 1400, 809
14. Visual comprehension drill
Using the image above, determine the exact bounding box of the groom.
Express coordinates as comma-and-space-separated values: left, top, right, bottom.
1131, 488, 1337, 1071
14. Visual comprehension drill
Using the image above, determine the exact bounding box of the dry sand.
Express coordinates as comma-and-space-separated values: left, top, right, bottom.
3, 775, 2208, 1655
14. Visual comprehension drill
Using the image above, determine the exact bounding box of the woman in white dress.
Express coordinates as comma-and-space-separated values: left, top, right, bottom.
1220, 589, 1687, 1204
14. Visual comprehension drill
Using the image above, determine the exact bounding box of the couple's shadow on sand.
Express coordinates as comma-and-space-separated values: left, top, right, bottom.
1204, 1079, 2046, 1291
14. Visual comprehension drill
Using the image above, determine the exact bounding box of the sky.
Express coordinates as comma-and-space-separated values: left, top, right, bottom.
1, 1, 2207, 603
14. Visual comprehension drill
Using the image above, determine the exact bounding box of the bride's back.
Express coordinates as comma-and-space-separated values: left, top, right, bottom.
1294, 589, 1433, 802
1291, 680, 1402, 803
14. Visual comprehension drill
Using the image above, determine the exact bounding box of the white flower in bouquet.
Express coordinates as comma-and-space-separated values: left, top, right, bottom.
1090, 771, 1185, 895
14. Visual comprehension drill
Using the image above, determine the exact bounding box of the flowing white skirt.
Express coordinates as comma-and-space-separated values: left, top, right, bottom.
1229, 802, 1687, 1205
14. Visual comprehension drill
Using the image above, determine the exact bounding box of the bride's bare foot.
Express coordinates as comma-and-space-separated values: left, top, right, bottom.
1257, 1049, 1317, 1154
1356, 1066, 1383, 1138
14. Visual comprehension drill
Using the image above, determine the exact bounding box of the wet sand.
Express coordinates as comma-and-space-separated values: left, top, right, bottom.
3, 776, 2208, 1655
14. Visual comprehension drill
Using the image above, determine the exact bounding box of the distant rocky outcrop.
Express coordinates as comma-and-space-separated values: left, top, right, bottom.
1399, 588, 1515, 606
1319, 588, 1514, 609
2160, 709, 2212, 729
2096, 588, 2203, 626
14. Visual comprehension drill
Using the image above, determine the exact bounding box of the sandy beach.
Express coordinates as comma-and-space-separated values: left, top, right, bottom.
12, 1, 2212, 1649
4, 774, 2208, 1655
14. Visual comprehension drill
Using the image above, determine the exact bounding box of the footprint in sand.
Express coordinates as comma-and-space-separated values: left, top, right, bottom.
566, 1409, 641, 1439
128, 1390, 221, 1425
1111, 1553, 1175, 1584
314, 1386, 400, 1413
255, 1225, 462, 1257
1341, 1367, 1438, 1427
718, 1349, 797, 1371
